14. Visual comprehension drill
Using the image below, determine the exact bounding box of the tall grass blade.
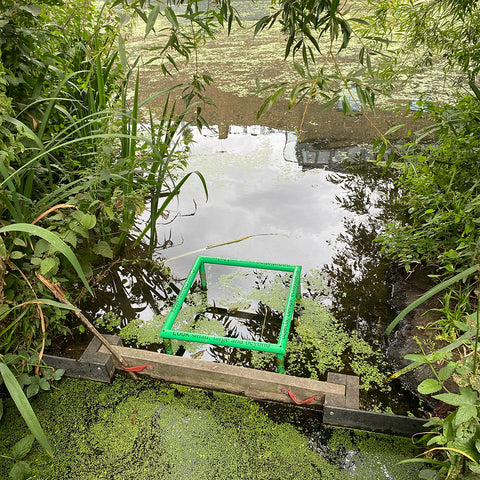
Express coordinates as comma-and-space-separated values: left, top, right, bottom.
0, 363, 53, 457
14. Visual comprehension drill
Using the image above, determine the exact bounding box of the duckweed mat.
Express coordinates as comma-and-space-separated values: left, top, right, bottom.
0, 376, 421, 479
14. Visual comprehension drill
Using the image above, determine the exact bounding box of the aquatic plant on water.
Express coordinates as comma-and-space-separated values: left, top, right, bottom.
0, 376, 421, 479
115, 270, 390, 397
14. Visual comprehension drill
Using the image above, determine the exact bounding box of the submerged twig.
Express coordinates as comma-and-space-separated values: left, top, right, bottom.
36, 274, 139, 381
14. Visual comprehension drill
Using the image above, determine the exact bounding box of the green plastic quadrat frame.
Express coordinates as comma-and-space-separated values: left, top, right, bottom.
159, 256, 302, 373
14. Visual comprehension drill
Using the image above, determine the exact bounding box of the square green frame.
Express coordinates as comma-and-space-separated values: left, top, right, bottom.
159, 256, 302, 373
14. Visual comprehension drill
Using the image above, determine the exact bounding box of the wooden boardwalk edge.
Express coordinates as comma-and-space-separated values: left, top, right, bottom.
45, 335, 429, 437
107, 344, 344, 406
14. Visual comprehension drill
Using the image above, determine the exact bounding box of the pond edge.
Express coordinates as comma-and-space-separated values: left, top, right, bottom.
44, 335, 428, 438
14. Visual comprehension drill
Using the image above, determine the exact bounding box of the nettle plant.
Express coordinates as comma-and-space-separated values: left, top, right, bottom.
401, 346, 480, 479
388, 266, 480, 479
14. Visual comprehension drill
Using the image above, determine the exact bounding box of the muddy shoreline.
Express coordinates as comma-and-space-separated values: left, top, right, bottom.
387, 267, 453, 413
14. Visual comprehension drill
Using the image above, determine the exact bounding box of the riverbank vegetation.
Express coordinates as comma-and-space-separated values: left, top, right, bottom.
360, 1, 480, 478
1, 0, 480, 478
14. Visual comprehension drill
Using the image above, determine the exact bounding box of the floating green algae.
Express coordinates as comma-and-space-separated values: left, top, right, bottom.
246, 272, 391, 392
116, 269, 390, 394
0, 376, 420, 479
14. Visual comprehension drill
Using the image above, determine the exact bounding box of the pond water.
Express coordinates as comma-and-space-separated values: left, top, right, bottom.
83, 124, 425, 416
0, 376, 422, 479
154, 125, 359, 275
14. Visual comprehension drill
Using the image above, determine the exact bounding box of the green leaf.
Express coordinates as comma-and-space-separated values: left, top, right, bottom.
26, 383, 39, 398
16, 374, 31, 387
293, 61, 305, 77
355, 84, 366, 110
0, 363, 52, 456
9, 461, 31, 480
455, 404, 477, 425
11, 435, 35, 460
427, 434, 446, 446
118, 35, 128, 71
460, 386, 479, 404
80, 214, 96, 230
457, 364, 471, 375
164, 7, 179, 28
469, 462, 480, 474
104, 206, 114, 219
93, 241, 113, 259
0, 236, 6, 257
433, 392, 465, 406
10, 251, 25, 260
438, 363, 457, 381
13, 238, 26, 247
34, 239, 50, 256
19, 4, 42, 16
61, 231, 77, 248
39, 378, 50, 391
433, 388, 477, 406
145, 4, 160, 37
384, 124, 406, 136
318, 95, 341, 112
40, 257, 57, 275
0, 224, 92, 295
52, 369, 65, 381
418, 378, 443, 395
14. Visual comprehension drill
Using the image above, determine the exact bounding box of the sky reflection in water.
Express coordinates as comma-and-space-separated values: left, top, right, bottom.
156, 125, 362, 277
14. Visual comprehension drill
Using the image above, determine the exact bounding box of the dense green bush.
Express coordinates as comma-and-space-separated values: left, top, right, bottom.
378, 96, 480, 274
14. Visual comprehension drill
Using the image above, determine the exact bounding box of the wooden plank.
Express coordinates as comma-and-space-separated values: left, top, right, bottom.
105, 345, 345, 406
324, 406, 428, 437
43, 354, 113, 383
44, 334, 123, 383
327, 372, 347, 386
345, 375, 360, 409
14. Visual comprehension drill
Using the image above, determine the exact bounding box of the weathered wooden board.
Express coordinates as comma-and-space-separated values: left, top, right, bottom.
323, 405, 428, 437
43, 335, 122, 383
103, 345, 345, 406
326, 372, 360, 409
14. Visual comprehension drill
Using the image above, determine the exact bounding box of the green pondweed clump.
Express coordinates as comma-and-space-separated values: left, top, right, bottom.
285, 295, 390, 391
96, 312, 123, 334
0, 376, 420, 480
119, 291, 225, 355
119, 317, 164, 347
